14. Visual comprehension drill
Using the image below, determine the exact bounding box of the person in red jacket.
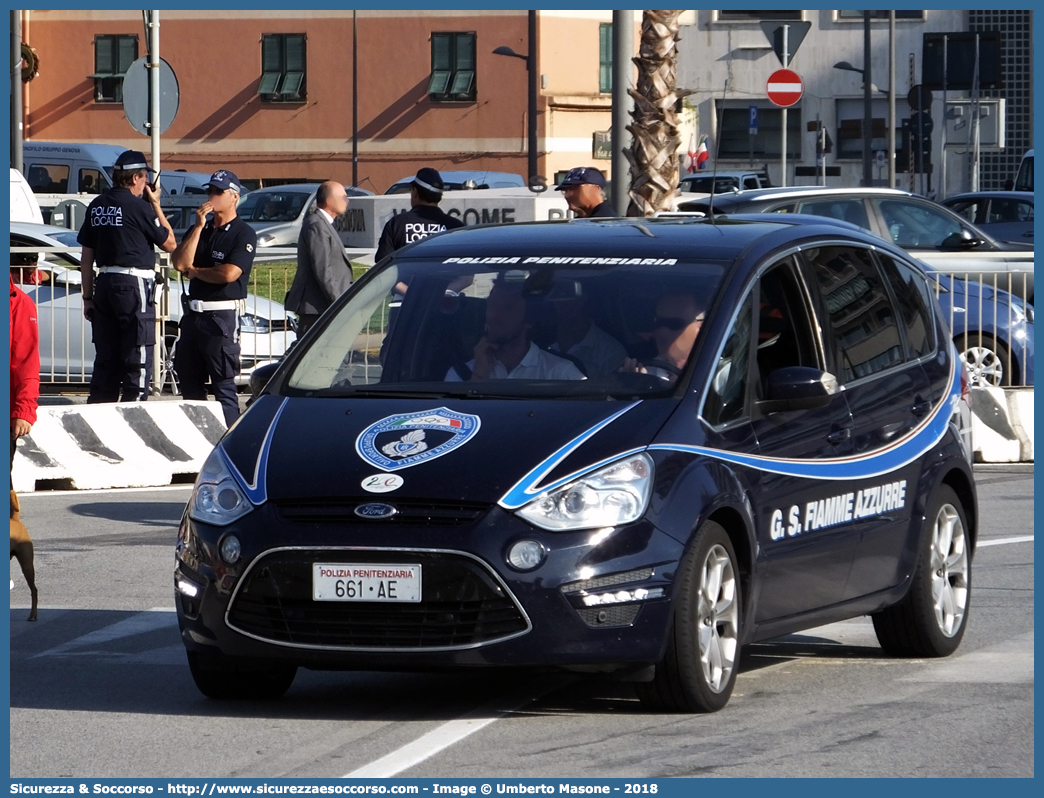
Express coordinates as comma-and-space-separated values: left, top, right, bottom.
10, 275, 40, 472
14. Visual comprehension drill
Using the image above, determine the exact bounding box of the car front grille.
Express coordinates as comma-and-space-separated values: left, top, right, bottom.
226, 549, 529, 650
274, 499, 489, 527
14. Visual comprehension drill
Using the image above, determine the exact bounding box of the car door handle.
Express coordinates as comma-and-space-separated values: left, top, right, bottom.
826, 427, 852, 444
911, 398, 932, 418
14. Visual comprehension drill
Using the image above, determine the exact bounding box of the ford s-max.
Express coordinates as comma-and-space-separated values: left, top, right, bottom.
176, 215, 976, 712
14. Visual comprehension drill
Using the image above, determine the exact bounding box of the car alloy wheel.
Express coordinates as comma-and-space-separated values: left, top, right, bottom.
636, 521, 742, 712
928, 500, 970, 638
697, 543, 740, 693
159, 333, 181, 395
957, 334, 1011, 387
872, 484, 972, 657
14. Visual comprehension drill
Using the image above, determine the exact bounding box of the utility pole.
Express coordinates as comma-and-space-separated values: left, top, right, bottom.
352, 11, 358, 188
780, 24, 789, 187
611, 10, 633, 212
12, 10, 23, 172
147, 11, 160, 187
527, 9, 538, 183
888, 11, 896, 188
862, 11, 872, 187
941, 35, 948, 197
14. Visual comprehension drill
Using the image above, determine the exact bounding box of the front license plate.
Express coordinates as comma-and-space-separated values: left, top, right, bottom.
312, 563, 422, 603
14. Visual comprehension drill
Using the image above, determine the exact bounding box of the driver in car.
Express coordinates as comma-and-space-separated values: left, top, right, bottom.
446, 280, 586, 381
621, 291, 706, 382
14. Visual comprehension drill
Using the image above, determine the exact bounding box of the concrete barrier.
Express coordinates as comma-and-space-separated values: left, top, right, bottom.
970, 387, 1034, 463
12, 400, 226, 493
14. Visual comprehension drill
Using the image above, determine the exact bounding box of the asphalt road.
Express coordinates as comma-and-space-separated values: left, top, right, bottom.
9, 465, 1034, 778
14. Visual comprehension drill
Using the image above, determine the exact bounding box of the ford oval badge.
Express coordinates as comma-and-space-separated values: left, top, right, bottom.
354, 502, 398, 520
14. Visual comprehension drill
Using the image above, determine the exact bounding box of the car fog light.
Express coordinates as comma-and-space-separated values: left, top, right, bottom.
507, 539, 546, 571
176, 578, 201, 598
219, 535, 242, 565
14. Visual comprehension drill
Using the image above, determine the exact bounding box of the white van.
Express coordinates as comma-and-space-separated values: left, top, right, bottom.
1013, 148, 1033, 192
10, 169, 44, 224
21, 141, 210, 196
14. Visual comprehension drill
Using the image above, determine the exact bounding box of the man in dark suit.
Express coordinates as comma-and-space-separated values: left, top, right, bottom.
285, 181, 354, 336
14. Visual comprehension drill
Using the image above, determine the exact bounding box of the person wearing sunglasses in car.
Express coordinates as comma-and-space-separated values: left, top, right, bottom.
621, 291, 706, 382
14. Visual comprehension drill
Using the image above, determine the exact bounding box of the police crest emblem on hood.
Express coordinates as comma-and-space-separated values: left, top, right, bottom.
356, 408, 481, 472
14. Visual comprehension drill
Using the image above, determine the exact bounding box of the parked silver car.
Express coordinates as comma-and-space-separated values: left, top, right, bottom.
11, 222, 297, 389
679, 187, 1034, 303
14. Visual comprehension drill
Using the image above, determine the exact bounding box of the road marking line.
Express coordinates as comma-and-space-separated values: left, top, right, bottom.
344, 676, 571, 778
32, 607, 176, 658
978, 535, 1033, 548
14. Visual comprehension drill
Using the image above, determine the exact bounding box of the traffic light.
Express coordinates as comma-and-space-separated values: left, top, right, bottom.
909, 110, 933, 172
896, 121, 911, 173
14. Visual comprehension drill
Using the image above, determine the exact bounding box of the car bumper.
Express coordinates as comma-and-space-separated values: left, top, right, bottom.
175, 503, 683, 671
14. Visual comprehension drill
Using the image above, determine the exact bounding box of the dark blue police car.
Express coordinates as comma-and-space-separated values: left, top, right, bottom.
176, 215, 976, 712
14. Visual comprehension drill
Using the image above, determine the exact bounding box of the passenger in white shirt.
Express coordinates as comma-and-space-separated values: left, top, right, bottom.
446, 281, 585, 381
549, 286, 627, 378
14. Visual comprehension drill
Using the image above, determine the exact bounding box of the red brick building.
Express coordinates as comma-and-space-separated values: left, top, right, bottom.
18, 10, 634, 192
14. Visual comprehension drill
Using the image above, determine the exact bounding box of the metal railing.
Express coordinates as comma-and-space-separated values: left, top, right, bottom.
11, 244, 369, 393
930, 269, 1033, 388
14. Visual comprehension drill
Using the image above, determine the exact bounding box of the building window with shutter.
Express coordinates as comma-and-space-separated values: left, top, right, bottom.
91, 34, 137, 104
258, 34, 307, 103
429, 32, 476, 103
599, 23, 613, 94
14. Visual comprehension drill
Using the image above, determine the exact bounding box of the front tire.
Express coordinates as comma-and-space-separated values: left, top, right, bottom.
187, 650, 297, 700
872, 484, 971, 657
637, 521, 742, 712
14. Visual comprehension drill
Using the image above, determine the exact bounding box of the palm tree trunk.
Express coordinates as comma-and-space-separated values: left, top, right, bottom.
626, 10, 686, 216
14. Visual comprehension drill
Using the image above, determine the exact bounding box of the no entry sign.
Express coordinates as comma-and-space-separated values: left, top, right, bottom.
767, 69, 803, 107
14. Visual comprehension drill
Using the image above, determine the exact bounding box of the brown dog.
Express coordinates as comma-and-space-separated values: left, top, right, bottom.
10, 490, 38, 621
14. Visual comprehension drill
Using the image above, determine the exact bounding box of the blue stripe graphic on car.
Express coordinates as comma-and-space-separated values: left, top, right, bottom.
498, 402, 643, 510
500, 361, 961, 509
223, 397, 288, 505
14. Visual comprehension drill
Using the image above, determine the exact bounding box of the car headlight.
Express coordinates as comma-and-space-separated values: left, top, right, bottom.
516, 453, 654, 531
189, 447, 252, 526
257, 233, 278, 246
239, 313, 270, 333
1007, 299, 1027, 324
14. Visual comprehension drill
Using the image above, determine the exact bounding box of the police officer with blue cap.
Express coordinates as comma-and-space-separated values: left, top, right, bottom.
172, 169, 257, 427
555, 166, 616, 218
77, 149, 176, 402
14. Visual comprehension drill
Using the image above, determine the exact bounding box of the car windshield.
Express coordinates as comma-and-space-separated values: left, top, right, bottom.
237, 191, 313, 223
285, 256, 727, 399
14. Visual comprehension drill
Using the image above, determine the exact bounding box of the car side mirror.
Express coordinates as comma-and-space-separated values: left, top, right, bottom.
941, 229, 984, 250
760, 366, 839, 412
248, 361, 281, 399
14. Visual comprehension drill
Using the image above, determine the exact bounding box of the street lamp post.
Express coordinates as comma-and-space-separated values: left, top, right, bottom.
493, 10, 538, 184
834, 60, 890, 187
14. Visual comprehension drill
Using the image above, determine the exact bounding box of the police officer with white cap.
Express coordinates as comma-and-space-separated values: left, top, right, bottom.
77, 149, 176, 402
375, 167, 464, 263
555, 167, 616, 218
172, 169, 257, 427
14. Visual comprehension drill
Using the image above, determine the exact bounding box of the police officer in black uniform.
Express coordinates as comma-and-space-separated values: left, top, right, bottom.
77, 150, 176, 402
172, 170, 257, 427
556, 166, 616, 218
375, 167, 464, 263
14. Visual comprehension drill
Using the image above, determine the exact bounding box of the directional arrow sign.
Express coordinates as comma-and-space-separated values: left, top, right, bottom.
767, 69, 803, 107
